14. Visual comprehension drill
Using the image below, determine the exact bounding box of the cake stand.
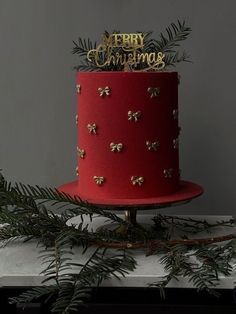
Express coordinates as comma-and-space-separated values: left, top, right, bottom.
59, 179, 203, 220
59, 180, 203, 246
94, 193, 202, 239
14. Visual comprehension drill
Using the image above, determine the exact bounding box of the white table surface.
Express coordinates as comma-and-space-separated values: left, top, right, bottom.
0, 215, 235, 289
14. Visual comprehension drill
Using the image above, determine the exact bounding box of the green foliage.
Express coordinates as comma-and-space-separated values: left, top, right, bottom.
154, 20, 191, 54
12, 182, 125, 224
72, 20, 191, 71
153, 214, 235, 235
150, 240, 236, 298
0, 172, 235, 313
9, 286, 59, 306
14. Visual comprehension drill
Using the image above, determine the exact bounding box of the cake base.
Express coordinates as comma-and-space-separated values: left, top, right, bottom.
58, 180, 203, 207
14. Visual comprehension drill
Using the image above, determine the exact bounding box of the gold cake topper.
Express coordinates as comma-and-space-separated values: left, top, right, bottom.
87, 32, 165, 71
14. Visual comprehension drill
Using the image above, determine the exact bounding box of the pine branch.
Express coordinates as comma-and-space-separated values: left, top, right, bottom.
1, 184, 133, 250
153, 214, 235, 235
75, 248, 137, 286
147, 233, 236, 256
150, 245, 190, 297
154, 20, 191, 54
0, 179, 38, 211
8, 235, 136, 313
8, 241, 91, 311
72, 37, 100, 72
13, 240, 92, 312
72, 38, 96, 57
1, 171, 235, 312
9, 286, 58, 305
150, 245, 221, 298
164, 51, 191, 67
40, 242, 74, 285
0, 207, 44, 244
195, 242, 235, 277
12, 182, 125, 225
50, 282, 91, 313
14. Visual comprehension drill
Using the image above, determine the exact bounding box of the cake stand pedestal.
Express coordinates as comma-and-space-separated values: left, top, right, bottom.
97, 198, 191, 237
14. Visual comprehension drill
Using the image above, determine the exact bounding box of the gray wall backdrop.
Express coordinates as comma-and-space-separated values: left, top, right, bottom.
0, 0, 236, 217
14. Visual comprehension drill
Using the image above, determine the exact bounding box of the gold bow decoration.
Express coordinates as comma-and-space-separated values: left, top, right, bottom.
172, 109, 178, 120
131, 176, 144, 186
128, 110, 142, 122
77, 147, 86, 158
87, 123, 97, 134
93, 176, 105, 185
75, 166, 79, 177
146, 140, 160, 151
173, 138, 179, 149
75, 114, 78, 125
163, 168, 173, 178
147, 87, 160, 98
76, 84, 81, 94
110, 142, 123, 152
98, 86, 111, 97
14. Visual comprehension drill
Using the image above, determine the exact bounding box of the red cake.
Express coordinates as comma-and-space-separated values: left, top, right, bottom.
59, 71, 203, 206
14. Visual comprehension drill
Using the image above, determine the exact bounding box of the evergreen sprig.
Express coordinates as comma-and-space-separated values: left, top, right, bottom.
150, 244, 220, 298
9, 286, 59, 306
9, 246, 136, 313
154, 20, 191, 54
153, 214, 235, 235
0, 172, 235, 313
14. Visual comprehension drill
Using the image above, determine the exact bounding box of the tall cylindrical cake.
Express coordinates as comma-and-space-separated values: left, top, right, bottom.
77, 72, 179, 201
59, 71, 203, 205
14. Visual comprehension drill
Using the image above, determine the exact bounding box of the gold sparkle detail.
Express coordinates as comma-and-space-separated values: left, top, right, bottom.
87, 123, 97, 134
77, 147, 86, 158
128, 110, 142, 122
131, 176, 144, 186
173, 109, 178, 120
147, 87, 160, 98
164, 168, 173, 178
98, 86, 111, 97
76, 84, 81, 94
76, 166, 79, 177
110, 142, 123, 152
93, 176, 105, 185
146, 140, 160, 151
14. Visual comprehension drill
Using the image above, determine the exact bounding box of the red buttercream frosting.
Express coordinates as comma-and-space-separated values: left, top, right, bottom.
59, 71, 203, 206
77, 71, 179, 198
